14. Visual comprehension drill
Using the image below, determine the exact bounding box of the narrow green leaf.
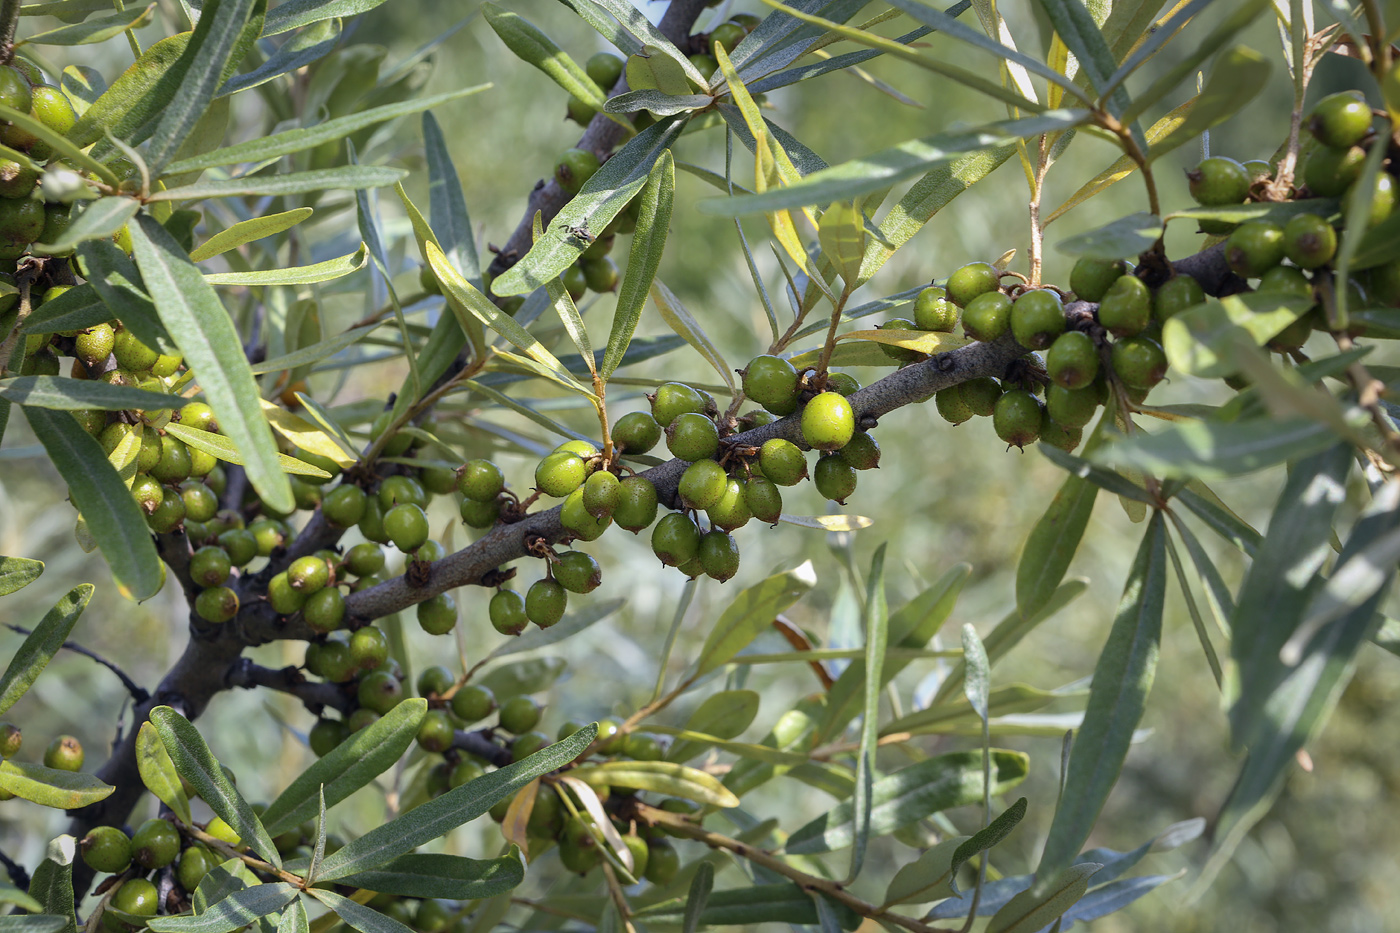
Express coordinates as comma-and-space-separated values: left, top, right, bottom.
261, 699, 427, 836
580, 0, 704, 85
0, 883, 42, 913
0, 584, 89, 715
168, 87, 489, 175
1146, 46, 1271, 161
0, 103, 119, 185
262, 0, 390, 35
476, 657, 567, 699
1095, 416, 1337, 480
787, 750, 1029, 854
250, 324, 383, 375
1055, 211, 1163, 259
0, 760, 114, 808
221, 17, 340, 95
308, 890, 410, 933
603, 89, 709, 115
18, 3, 154, 45
32, 196, 139, 256
1037, 0, 1131, 117
163, 423, 330, 478
571, 761, 740, 808
422, 112, 480, 288
989, 862, 1100, 933
0, 376, 183, 411
314, 725, 597, 881
73, 241, 175, 355
949, 797, 1028, 893
1036, 514, 1166, 880
395, 184, 483, 364
1016, 471, 1097, 620
129, 215, 292, 512
695, 561, 816, 676
66, 33, 190, 149
851, 543, 889, 880
203, 245, 366, 286
543, 264, 595, 378
650, 278, 734, 391
1037, 444, 1154, 502
0, 556, 42, 597
276, 900, 307, 933
149, 165, 408, 201
190, 208, 313, 262
881, 836, 969, 907
1162, 292, 1313, 378
16, 285, 106, 336
882, 683, 1075, 736
336, 853, 525, 900
681, 862, 714, 933
666, 690, 760, 763
145, 884, 298, 933
0, 919, 66, 933
136, 721, 192, 824
27, 835, 77, 933
1175, 484, 1261, 556
601, 150, 673, 382
150, 706, 282, 868
699, 111, 1087, 216
23, 408, 162, 600
491, 117, 686, 297
482, 4, 609, 111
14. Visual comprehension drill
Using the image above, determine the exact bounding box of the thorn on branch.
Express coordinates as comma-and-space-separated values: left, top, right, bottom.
5, 625, 149, 703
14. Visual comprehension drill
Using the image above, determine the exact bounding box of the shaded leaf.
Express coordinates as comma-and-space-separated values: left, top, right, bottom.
262, 0, 391, 35
26, 835, 77, 933
880, 835, 969, 907
164, 423, 331, 478
988, 862, 1100, 933
190, 208, 313, 262
0, 376, 183, 411
0, 760, 113, 808
695, 561, 816, 675
851, 543, 889, 879
336, 852, 525, 900
601, 150, 673, 382
1094, 416, 1337, 480
949, 797, 1027, 894
0, 556, 42, 598
1146, 46, 1271, 161
149, 165, 408, 201
220, 18, 340, 96
682, 862, 714, 933
136, 721, 192, 825
651, 278, 734, 391
1055, 212, 1162, 259
666, 689, 760, 763
571, 761, 740, 808
33, 197, 139, 256
1017, 470, 1097, 621
203, 245, 366, 286
0, 584, 90, 715
145, 884, 298, 933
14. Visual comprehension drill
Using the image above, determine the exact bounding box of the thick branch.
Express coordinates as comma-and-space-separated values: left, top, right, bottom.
225, 659, 353, 716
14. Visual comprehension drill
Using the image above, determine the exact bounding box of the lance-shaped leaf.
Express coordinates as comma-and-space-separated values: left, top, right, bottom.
1055, 212, 1163, 259
331, 852, 525, 901
143, 0, 257, 174
601, 150, 673, 382
699, 110, 1087, 215
1017, 468, 1097, 621
168, 87, 488, 175
881, 683, 1074, 736
17, 3, 153, 45
1162, 292, 1314, 378
483, 4, 611, 114
314, 725, 596, 881
786, 750, 1030, 853
32, 196, 139, 256
27, 835, 76, 933
190, 208, 313, 261
220, 17, 340, 95
1146, 46, 1271, 161
307, 890, 411, 933
73, 241, 174, 354
681, 862, 714, 933
0, 376, 183, 412
262, 0, 392, 35
948, 797, 1028, 895
0, 760, 113, 808
422, 112, 480, 288
695, 561, 816, 675
149, 165, 407, 201
136, 721, 192, 824
249, 324, 383, 376
23, 408, 162, 599
1094, 416, 1337, 480
576, 0, 704, 85
665, 690, 760, 763
130, 216, 291, 510
164, 423, 330, 478
0, 556, 42, 598
203, 245, 367, 286
650, 279, 734, 391
988, 862, 1100, 933
880, 835, 969, 907
850, 544, 889, 880
150, 706, 282, 868
17, 285, 107, 336
491, 117, 685, 296
570, 761, 739, 808
0, 584, 91, 715
261, 699, 427, 836
145, 884, 298, 933
1036, 514, 1166, 880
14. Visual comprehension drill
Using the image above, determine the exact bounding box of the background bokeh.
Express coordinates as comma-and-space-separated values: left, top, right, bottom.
2, 2, 1398, 931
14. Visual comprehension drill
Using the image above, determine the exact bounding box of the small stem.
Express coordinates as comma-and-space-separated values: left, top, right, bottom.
814, 288, 852, 379
601, 863, 638, 933
0, 0, 22, 65
4, 625, 149, 703
182, 825, 306, 887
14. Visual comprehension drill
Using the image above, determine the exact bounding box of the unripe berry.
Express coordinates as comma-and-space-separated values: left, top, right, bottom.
935, 385, 972, 425
490, 589, 529, 636
0, 723, 20, 758
288, 555, 330, 593
743, 355, 801, 413
131, 818, 180, 869
801, 391, 855, 451
744, 475, 783, 524
838, 431, 880, 470
377, 475, 426, 510
706, 478, 752, 531
82, 826, 132, 874
460, 496, 501, 529
678, 458, 727, 510
945, 262, 1000, 307
349, 625, 389, 670
1307, 91, 1373, 149
666, 411, 720, 461
458, 459, 505, 501
304, 587, 345, 634
1186, 156, 1250, 206
961, 290, 1012, 342
44, 735, 84, 771
825, 372, 860, 396
560, 486, 611, 541
614, 476, 659, 532
814, 454, 857, 503
417, 710, 456, 753
452, 683, 496, 722
111, 878, 159, 920
267, 571, 306, 615
698, 530, 740, 582
536, 451, 587, 497
1046, 331, 1099, 390
1283, 213, 1337, 269
1224, 221, 1285, 278
650, 382, 709, 427
417, 592, 458, 635
1010, 289, 1065, 349
1111, 336, 1169, 390
993, 390, 1043, 448
322, 484, 367, 527
960, 377, 1001, 417
582, 470, 622, 519
526, 579, 567, 627
878, 318, 922, 363
499, 695, 543, 734
309, 718, 350, 757
344, 542, 385, 577
357, 670, 404, 714
555, 550, 602, 593
1302, 144, 1365, 197
1069, 258, 1129, 302
913, 286, 958, 331
613, 412, 662, 454
195, 586, 238, 624
652, 512, 701, 566
586, 51, 625, 89
555, 147, 601, 194
384, 503, 430, 552
1153, 275, 1205, 322
759, 439, 807, 485
1095, 274, 1152, 337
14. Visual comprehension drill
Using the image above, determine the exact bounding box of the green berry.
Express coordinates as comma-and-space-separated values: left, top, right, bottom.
993, 390, 1043, 448
652, 512, 701, 566
614, 476, 659, 532
1154, 275, 1205, 322
1187, 156, 1250, 205
945, 262, 1001, 307
417, 592, 458, 635
961, 290, 1012, 342
526, 579, 567, 628
562, 264, 588, 301
678, 458, 727, 510
177, 847, 213, 892
323, 484, 367, 527
189, 546, 232, 588
377, 475, 426, 510
555, 147, 601, 194
303, 587, 345, 634
666, 412, 720, 461
582, 470, 622, 519
452, 683, 496, 723
0, 723, 20, 758
1111, 336, 1168, 389
1348, 170, 1396, 228
1282, 213, 1337, 269
74, 323, 115, 366
1046, 331, 1099, 390
82, 827, 132, 874
837, 430, 880, 470
586, 52, 625, 89
288, 555, 330, 593
0, 67, 32, 114
651, 382, 708, 427
180, 481, 219, 523
706, 478, 752, 531
349, 625, 389, 671
624, 733, 664, 761
145, 493, 186, 533
1302, 144, 1365, 197
417, 665, 454, 698
267, 571, 306, 615
759, 438, 807, 485
960, 377, 1001, 417
613, 412, 662, 454
111, 879, 159, 919
1010, 289, 1065, 349
1307, 91, 1373, 149
914, 286, 958, 331
555, 550, 602, 593
645, 839, 680, 885
1039, 418, 1082, 453
344, 542, 385, 578
698, 530, 740, 582
710, 21, 746, 52
457, 459, 505, 501
417, 709, 456, 753
195, 586, 238, 623
744, 475, 783, 523
0, 196, 42, 259
581, 256, 618, 293
1069, 258, 1129, 302
826, 372, 860, 396
486, 590, 528, 639
309, 718, 350, 757
499, 695, 543, 734
536, 451, 587, 497
566, 94, 595, 125
44, 735, 84, 771
814, 454, 857, 503
743, 355, 800, 413
801, 391, 855, 451
132, 818, 180, 869
560, 486, 611, 541
1096, 274, 1152, 337
878, 318, 922, 363
1224, 221, 1285, 277
460, 496, 501, 529
384, 503, 430, 552
935, 385, 972, 424
357, 670, 404, 715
